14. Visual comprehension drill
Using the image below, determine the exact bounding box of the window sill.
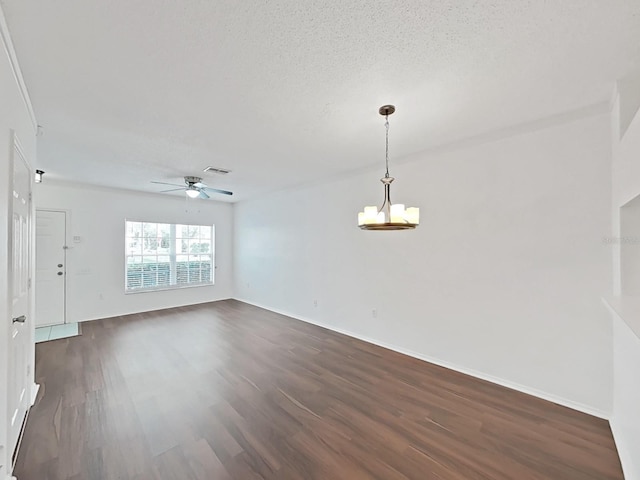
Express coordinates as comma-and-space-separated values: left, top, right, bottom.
125, 282, 214, 295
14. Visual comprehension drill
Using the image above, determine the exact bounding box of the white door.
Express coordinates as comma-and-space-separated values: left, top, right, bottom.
8, 137, 32, 464
35, 210, 66, 326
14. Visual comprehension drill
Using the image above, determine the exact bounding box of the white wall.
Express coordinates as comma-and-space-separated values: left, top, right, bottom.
620, 196, 640, 296
34, 182, 234, 323
608, 85, 640, 480
234, 111, 613, 415
613, 318, 640, 480
605, 298, 640, 480
0, 6, 38, 478
617, 70, 640, 141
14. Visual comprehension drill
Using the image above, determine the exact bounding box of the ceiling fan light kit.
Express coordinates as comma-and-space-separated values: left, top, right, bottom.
358, 105, 419, 231
186, 187, 201, 198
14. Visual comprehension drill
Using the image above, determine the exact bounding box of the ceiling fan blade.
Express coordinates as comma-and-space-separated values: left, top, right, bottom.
159, 188, 185, 193
151, 181, 185, 187
198, 190, 210, 199
204, 187, 233, 196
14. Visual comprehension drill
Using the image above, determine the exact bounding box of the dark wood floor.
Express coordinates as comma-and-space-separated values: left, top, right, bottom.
14, 300, 623, 480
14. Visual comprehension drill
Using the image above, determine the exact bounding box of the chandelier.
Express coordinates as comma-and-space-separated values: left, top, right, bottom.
358, 105, 419, 230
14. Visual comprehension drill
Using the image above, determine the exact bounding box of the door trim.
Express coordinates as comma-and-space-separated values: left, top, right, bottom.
0, 9, 38, 133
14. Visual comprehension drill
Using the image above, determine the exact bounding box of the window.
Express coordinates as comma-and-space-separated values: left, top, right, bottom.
125, 221, 214, 292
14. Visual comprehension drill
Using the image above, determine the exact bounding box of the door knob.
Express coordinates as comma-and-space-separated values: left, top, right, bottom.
57, 264, 63, 268
12, 315, 26, 323
57, 272, 63, 276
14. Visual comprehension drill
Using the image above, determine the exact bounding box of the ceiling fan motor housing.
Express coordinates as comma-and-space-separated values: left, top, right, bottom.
184, 176, 202, 186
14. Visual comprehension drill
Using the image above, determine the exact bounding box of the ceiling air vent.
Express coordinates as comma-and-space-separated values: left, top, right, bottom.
203, 166, 231, 175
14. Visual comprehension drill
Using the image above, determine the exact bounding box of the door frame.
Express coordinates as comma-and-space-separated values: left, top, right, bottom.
35, 208, 69, 326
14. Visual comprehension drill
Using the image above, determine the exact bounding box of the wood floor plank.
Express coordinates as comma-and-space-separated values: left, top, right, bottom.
182, 438, 233, 480
13, 299, 624, 479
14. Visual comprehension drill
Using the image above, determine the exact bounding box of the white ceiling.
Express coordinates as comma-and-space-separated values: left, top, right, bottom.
2, 1, 639, 202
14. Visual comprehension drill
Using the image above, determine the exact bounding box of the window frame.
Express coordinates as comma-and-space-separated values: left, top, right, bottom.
124, 220, 215, 294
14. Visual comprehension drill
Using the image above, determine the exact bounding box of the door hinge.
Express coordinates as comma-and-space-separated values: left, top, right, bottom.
28, 278, 32, 289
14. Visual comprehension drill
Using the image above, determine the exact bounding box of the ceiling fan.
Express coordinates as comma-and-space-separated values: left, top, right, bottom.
151, 176, 233, 199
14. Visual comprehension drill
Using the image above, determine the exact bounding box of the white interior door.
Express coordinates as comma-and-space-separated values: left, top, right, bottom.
8, 137, 32, 465
35, 210, 66, 327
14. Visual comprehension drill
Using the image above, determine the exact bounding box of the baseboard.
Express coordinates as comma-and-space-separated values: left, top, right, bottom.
76, 297, 234, 324
235, 297, 610, 420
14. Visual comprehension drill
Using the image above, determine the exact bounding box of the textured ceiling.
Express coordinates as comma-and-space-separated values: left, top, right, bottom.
2, 0, 640, 202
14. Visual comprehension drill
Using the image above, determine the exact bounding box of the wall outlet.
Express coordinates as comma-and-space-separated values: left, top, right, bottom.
313, 300, 318, 307
372, 309, 377, 318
